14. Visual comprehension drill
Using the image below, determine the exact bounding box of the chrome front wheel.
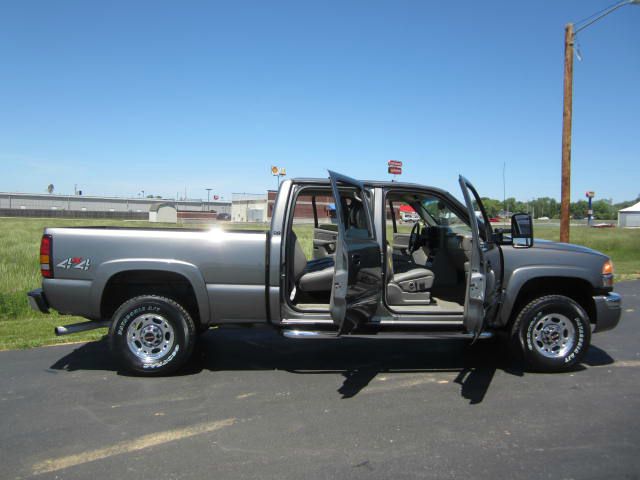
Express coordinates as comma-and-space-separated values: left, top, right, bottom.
511, 295, 590, 372
530, 313, 576, 359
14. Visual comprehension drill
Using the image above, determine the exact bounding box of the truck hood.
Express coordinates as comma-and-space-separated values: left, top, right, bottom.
532, 239, 606, 258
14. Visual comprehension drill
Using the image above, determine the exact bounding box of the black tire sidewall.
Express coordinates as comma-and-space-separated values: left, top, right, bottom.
514, 296, 590, 372
109, 296, 194, 375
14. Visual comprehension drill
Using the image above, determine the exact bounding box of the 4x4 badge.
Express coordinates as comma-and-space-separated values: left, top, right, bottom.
56, 257, 91, 271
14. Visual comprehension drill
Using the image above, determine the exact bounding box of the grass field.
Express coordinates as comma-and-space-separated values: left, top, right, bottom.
1, 217, 638, 350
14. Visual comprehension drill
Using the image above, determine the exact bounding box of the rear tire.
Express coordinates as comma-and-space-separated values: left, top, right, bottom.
109, 295, 196, 375
510, 295, 590, 372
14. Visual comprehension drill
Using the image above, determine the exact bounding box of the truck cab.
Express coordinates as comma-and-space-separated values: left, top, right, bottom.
273, 172, 505, 339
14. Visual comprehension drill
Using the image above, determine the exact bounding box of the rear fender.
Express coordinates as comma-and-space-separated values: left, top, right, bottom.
90, 259, 210, 323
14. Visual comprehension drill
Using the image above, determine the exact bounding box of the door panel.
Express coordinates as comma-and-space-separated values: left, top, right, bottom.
458, 176, 502, 338
312, 226, 338, 259
328, 171, 382, 334
392, 233, 410, 253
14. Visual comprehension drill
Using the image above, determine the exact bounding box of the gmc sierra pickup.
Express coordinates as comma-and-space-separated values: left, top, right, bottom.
27, 171, 621, 375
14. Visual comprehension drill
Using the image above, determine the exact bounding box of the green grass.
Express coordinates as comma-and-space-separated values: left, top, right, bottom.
0, 217, 638, 350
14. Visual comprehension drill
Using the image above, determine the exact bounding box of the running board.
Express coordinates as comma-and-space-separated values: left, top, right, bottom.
282, 329, 493, 340
55, 320, 110, 336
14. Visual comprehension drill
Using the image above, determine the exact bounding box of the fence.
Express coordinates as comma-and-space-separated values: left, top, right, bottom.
0, 209, 147, 220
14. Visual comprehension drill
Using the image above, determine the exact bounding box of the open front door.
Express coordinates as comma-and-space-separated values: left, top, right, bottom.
329, 171, 383, 334
458, 175, 502, 339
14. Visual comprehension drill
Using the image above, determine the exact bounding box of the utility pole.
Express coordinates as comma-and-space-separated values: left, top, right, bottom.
560, 23, 574, 243
502, 162, 506, 218
206, 188, 212, 211
559, 0, 639, 243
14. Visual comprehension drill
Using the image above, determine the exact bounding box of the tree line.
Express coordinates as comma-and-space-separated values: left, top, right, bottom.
479, 195, 640, 220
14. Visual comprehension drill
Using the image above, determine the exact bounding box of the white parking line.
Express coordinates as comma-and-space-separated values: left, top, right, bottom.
363, 372, 456, 394
609, 360, 640, 368
32, 417, 236, 475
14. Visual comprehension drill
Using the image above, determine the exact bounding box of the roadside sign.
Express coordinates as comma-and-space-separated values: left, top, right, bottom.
388, 160, 402, 167
585, 191, 595, 198
388, 166, 402, 175
271, 165, 287, 189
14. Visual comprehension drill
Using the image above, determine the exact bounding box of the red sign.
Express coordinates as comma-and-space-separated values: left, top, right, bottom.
213, 195, 219, 200
388, 166, 402, 175
388, 160, 402, 167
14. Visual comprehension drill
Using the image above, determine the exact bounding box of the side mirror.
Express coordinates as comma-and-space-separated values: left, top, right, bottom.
511, 213, 534, 248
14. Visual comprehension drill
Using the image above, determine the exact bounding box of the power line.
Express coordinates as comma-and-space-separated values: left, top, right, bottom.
573, 0, 624, 27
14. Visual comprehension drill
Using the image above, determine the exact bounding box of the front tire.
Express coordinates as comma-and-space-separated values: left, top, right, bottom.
510, 295, 591, 372
109, 295, 196, 375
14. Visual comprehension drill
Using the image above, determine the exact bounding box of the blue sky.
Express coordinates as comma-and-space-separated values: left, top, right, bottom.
1, 1, 638, 202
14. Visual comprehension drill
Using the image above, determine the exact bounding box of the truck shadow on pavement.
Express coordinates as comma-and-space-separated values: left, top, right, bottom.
50, 327, 615, 404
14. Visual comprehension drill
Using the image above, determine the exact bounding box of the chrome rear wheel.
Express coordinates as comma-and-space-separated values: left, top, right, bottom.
126, 313, 175, 362
110, 295, 196, 376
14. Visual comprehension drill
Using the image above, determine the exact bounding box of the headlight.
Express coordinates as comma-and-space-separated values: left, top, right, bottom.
602, 259, 614, 287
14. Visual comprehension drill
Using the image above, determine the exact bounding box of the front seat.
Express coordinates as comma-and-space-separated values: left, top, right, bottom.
386, 243, 434, 305
291, 232, 335, 293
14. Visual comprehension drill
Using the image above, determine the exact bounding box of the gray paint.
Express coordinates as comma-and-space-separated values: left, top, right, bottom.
44, 227, 266, 323
498, 240, 607, 325
36, 176, 620, 334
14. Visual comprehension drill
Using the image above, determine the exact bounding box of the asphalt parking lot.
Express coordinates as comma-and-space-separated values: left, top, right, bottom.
1, 281, 639, 480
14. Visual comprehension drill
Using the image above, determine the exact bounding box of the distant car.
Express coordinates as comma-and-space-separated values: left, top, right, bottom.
489, 217, 502, 223
400, 212, 420, 223
537, 216, 550, 221
216, 213, 231, 221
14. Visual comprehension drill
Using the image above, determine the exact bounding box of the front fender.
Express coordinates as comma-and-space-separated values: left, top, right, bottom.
499, 265, 596, 326
90, 258, 210, 323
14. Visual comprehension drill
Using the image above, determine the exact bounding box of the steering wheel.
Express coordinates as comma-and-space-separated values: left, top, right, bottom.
407, 221, 421, 254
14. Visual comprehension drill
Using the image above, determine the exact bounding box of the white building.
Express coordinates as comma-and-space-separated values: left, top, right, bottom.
231, 193, 269, 223
149, 203, 178, 223
618, 201, 640, 228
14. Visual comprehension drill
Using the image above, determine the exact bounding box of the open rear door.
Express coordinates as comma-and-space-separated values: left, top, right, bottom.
458, 175, 501, 339
329, 171, 382, 334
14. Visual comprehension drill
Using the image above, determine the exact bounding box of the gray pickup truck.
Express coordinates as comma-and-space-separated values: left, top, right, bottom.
28, 171, 621, 375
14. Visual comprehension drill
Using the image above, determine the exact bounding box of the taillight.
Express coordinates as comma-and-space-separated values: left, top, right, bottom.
40, 234, 53, 278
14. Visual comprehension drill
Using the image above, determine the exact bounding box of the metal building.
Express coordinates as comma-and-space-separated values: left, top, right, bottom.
618, 202, 640, 228
0, 192, 231, 218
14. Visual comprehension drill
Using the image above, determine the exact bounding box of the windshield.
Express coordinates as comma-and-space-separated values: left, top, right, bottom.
421, 197, 488, 237
421, 198, 472, 235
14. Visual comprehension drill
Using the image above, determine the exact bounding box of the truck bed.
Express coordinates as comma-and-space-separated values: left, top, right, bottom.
42, 226, 269, 324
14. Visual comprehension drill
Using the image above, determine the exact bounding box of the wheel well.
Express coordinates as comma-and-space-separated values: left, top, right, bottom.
101, 270, 201, 326
507, 277, 596, 327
